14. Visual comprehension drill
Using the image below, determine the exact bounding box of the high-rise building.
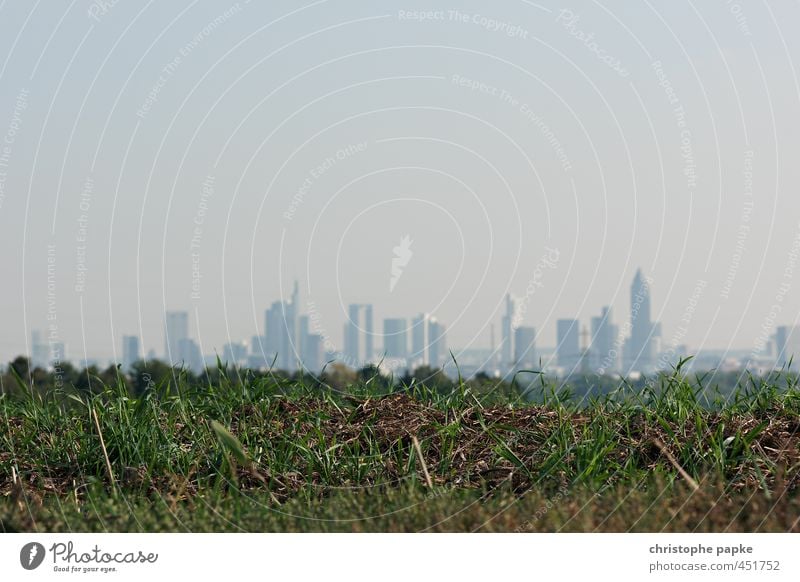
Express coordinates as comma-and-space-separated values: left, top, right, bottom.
557, 319, 581, 371
264, 301, 284, 365
411, 313, 431, 368
501, 294, 516, 368
591, 307, 618, 373
302, 334, 323, 372
625, 269, 656, 372
264, 281, 301, 371
222, 341, 248, 366
514, 326, 537, 368
428, 317, 447, 368
164, 311, 189, 365
296, 315, 323, 372
343, 304, 374, 368
178, 338, 203, 373
410, 313, 447, 369
383, 318, 408, 359
122, 335, 140, 370
775, 325, 800, 368
247, 335, 269, 369
31, 330, 48, 369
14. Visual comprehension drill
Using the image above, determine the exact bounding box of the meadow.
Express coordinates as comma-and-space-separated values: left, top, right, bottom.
1, 360, 798, 532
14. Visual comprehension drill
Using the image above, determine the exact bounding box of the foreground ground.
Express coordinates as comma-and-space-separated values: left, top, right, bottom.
2, 367, 799, 532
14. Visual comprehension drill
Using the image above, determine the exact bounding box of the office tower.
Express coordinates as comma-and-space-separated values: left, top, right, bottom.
383, 318, 408, 359
428, 317, 447, 368
652, 322, 664, 361
31, 330, 48, 368
164, 311, 189, 365
490, 323, 497, 369
775, 326, 800, 367
301, 333, 323, 372
514, 326, 537, 368
411, 313, 431, 368
343, 304, 374, 367
557, 319, 581, 371
364, 304, 374, 361
122, 335, 140, 370
344, 304, 360, 364
46, 340, 65, 368
285, 281, 300, 369
264, 281, 301, 371
265, 301, 284, 365
297, 315, 323, 372
501, 294, 516, 368
409, 313, 447, 369
625, 269, 656, 372
222, 341, 247, 366
591, 307, 618, 373
178, 338, 203, 373
298, 314, 310, 364
247, 335, 267, 369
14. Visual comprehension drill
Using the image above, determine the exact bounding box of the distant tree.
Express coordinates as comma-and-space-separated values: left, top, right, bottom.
320, 362, 357, 392
356, 364, 392, 393
9, 356, 30, 380
130, 359, 173, 396
410, 365, 454, 394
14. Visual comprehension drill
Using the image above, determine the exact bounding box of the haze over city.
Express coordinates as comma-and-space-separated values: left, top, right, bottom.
4, 0, 800, 553
1, 1, 800, 367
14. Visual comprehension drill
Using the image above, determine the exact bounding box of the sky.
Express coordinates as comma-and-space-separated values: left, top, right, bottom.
1, 0, 799, 363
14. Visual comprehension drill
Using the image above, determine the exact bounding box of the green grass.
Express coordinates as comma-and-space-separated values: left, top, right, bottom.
1, 364, 799, 532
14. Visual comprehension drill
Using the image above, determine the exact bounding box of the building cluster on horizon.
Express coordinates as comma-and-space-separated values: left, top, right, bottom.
24, 269, 800, 378
497, 269, 663, 378
151, 281, 449, 375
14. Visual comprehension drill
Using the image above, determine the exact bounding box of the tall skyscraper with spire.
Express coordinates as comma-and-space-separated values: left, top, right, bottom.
625, 269, 655, 372
264, 281, 301, 371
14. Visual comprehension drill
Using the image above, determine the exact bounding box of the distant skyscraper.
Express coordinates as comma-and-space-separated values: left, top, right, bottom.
343, 304, 374, 367
411, 313, 431, 368
591, 307, 618, 373
625, 269, 656, 372
247, 334, 269, 369
265, 301, 284, 365
301, 333, 323, 372
410, 313, 447, 369
296, 314, 323, 372
383, 318, 408, 359
344, 304, 360, 364
428, 317, 447, 368
514, 326, 537, 368
178, 338, 203, 373
557, 319, 581, 371
122, 335, 140, 369
264, 281, 301, 371
501, 294, 516, 367
775, 325, 800, 368
31, 330, 47, 368
164, 311, 189, 365
364, 305, 374, 362
222, 341, 247, 366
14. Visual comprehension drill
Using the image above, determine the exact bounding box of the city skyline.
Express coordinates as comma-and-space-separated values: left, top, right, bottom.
21, 269, 800, 378
2, 3, 800, 368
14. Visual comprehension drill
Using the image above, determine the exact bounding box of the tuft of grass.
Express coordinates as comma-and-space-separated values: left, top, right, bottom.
1, 365, 798, 532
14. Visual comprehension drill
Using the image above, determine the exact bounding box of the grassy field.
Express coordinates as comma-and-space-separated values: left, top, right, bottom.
1, 364, 799, 532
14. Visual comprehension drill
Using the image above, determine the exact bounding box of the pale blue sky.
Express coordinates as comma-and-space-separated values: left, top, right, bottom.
1, 0, 799, 362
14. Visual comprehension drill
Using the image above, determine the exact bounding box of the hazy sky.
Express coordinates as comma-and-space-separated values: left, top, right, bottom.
1, 0, 799, 363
